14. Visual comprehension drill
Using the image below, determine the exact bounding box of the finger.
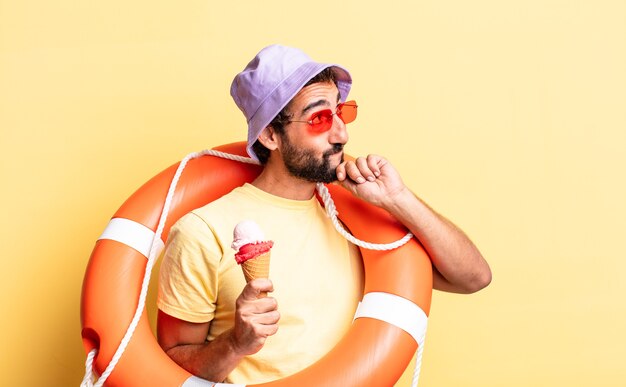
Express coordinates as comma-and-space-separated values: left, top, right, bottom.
248, 315, 280, 338
253, 278, 274, 295
241, 279, 274, 301
257, 321, 279, 337
344, 161, 366, 184
254, 296, 278, 313
366, 154, 383, 177
237, 299, 276, 319
255, 310, 281, 325
335, 161, 347, 181
355, 157, 376, 182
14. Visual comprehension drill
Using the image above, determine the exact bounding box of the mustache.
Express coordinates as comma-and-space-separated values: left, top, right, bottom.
324, 144, 344, 157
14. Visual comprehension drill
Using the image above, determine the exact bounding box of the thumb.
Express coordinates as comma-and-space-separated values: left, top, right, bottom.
242, 278, 273, 299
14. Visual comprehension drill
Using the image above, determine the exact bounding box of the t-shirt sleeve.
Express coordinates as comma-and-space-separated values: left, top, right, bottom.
157, 211, 222, 323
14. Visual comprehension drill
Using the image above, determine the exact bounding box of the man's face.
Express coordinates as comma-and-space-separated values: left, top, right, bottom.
278, 82, 349, 183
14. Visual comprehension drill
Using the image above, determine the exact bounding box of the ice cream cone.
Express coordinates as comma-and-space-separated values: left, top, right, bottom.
241, 250, 271, 298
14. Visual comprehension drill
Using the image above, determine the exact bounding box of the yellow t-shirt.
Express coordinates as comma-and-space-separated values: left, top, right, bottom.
157, 183, 364, 384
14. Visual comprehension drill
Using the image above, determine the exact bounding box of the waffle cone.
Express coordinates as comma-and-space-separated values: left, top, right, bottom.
241, 251, 271, 298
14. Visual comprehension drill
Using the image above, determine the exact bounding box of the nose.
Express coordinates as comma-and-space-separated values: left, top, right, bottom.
329, 113, 349, 145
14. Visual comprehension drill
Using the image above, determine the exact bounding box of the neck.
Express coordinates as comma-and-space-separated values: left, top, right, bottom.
252, 159, 317, 200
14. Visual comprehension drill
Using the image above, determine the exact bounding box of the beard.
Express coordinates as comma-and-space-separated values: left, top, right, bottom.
281, 137, 344, 183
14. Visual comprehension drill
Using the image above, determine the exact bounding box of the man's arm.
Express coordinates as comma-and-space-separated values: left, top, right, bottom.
336, 155, 491, 294
157, 279, 280, 381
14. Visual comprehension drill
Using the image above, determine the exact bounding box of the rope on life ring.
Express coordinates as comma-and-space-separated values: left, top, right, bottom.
80, 142, 432, 387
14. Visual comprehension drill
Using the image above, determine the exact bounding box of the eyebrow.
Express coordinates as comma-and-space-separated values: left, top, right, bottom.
300, 92, 342, 116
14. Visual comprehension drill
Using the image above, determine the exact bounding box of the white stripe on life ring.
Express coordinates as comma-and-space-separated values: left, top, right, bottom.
182, 375, 245, 387
98, 218, 164, 259
353, 292, 428, 345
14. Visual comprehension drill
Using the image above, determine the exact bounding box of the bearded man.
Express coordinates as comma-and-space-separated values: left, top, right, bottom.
157, 44, 491, 384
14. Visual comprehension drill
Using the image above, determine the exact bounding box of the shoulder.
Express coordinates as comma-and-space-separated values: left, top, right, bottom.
171, 187, 244, 233
189, 186, 250, 220
169, 211, 211, 241
167, 187, 253, 252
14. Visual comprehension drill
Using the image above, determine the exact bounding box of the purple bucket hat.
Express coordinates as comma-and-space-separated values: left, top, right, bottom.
230, 44, 352, 161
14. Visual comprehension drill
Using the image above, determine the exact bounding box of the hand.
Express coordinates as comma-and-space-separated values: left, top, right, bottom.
230, 279, 280, 356
335, 154, 408, 209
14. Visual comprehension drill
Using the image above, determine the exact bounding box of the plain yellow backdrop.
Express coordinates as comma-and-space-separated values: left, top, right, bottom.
1, 1, 625, 386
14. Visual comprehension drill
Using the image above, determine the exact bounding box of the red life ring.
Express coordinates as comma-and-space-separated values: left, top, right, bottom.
80, 142, 432, 387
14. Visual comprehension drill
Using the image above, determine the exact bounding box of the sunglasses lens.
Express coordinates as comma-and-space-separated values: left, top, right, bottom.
338, 101, 358, 124
309, 110, 334, 133
305, 101, 358, 134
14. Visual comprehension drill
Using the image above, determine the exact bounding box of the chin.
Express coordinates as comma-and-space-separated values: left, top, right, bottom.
330, 151, 344, 164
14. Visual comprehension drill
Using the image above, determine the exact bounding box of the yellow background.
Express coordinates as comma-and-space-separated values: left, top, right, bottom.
1, 1, 625, 386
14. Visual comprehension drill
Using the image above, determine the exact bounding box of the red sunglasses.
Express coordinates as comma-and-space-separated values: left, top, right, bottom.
287, 100, 358, 133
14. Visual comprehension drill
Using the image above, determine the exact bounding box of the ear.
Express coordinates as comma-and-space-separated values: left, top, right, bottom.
257, 126, 280, 151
